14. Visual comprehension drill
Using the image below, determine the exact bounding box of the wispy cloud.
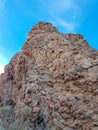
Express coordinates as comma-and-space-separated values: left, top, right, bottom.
15, 0, 90, 32
58, 19, 75, 31
0, 52, 8, 65
0, 64, 4, 74
37, 0, 83, 32
51, 18, 75, 32
52, 0, 79, 15
37, 0, 96, 32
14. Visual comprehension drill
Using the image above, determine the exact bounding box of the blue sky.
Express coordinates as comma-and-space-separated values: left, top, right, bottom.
0, 0, 98, 73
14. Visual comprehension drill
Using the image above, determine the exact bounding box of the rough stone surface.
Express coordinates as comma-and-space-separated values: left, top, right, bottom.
0, 22, 98, 130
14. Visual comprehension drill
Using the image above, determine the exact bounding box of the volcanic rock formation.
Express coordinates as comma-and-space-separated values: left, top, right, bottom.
0, 22, 98, 130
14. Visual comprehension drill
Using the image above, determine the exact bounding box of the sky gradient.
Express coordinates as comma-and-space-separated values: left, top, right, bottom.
0, 0, 98, 74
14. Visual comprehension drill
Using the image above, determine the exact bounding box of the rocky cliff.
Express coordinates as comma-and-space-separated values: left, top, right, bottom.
0, 22, 98, 130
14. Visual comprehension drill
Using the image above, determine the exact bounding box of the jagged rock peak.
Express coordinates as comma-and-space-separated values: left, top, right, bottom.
27, 22, 58, 36
0, 22, 98, 130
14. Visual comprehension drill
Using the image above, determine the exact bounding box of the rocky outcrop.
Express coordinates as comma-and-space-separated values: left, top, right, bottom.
0, 22, 98, 130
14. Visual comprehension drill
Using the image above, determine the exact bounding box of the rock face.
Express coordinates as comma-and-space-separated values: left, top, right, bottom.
0, 22, 98, 130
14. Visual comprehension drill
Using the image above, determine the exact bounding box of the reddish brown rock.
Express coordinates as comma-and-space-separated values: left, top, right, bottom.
0, 22, 98, 130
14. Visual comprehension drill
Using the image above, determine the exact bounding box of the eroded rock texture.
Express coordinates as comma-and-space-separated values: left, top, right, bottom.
0, 22, 98, 130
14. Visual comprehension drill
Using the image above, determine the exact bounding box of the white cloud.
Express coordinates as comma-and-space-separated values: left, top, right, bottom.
0, 64, 4, 74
